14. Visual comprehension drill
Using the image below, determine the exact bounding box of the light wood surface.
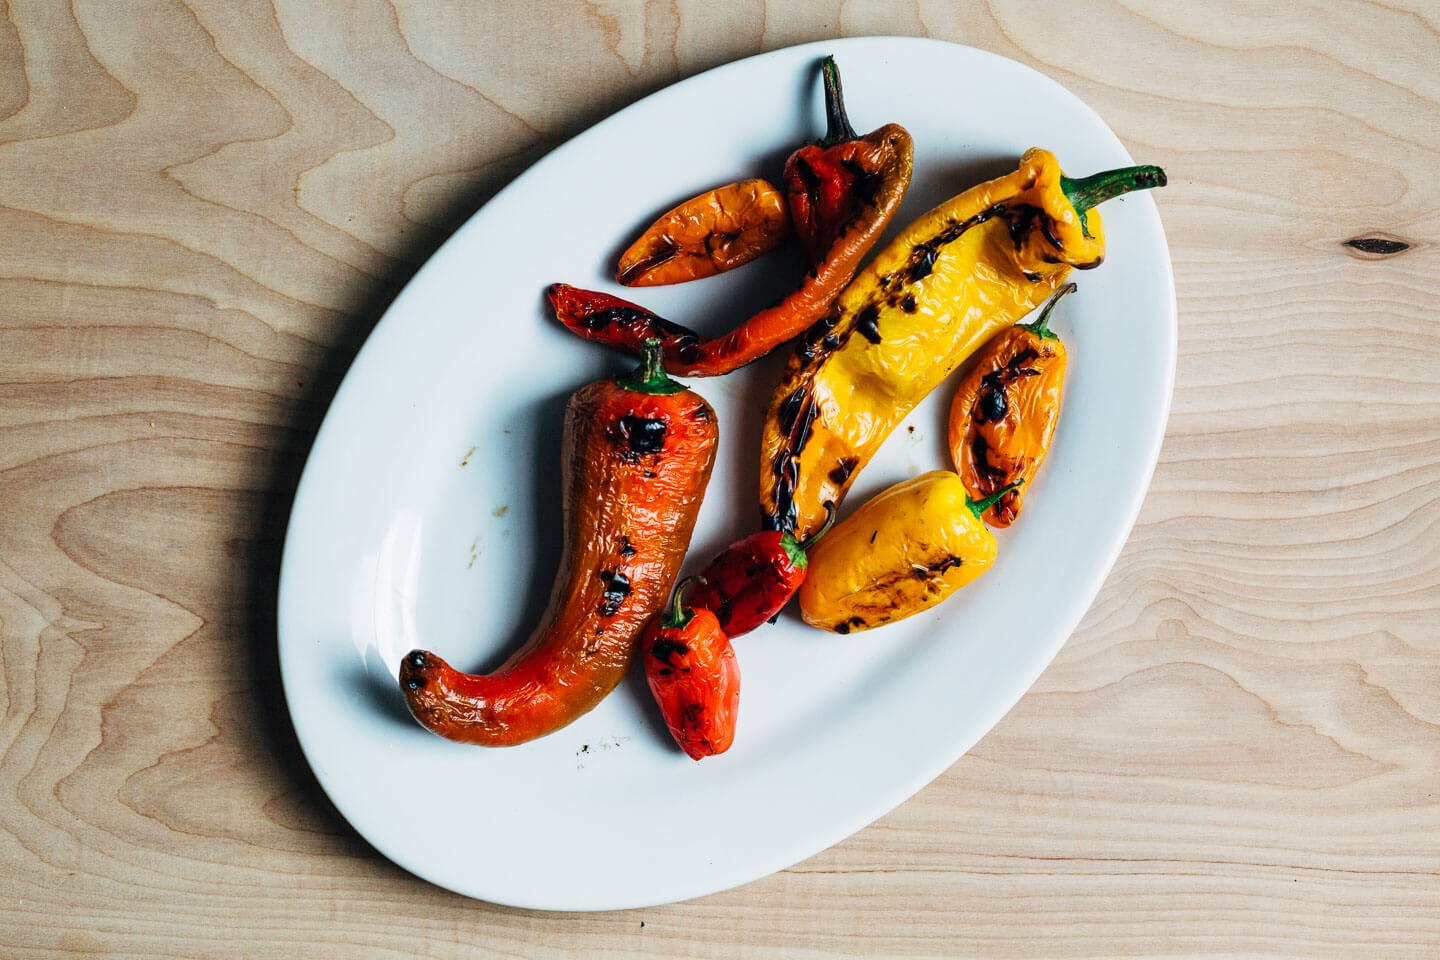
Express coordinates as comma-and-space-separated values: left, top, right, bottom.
2, 2, 1438, 957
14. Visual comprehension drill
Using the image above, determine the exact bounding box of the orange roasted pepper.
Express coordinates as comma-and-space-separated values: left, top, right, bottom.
615, 178, 791, 286
949, 282, 1074, 527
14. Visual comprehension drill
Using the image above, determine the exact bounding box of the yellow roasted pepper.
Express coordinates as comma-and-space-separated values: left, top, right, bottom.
798, 472, 1019, 634
760, 148, 1165, 539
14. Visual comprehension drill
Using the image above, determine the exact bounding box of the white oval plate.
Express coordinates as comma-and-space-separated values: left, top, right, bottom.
279, 36, 1174, 911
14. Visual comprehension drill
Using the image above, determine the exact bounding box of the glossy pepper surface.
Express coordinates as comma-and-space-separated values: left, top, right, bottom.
950, 282, 1074, 527
549, 56, 913, 377
761, 148, 1165, 539
615, 178, 791, 287
399, 340, 718, 746
798, 473, 1020, 634
643, 579, 740, 759
688, 502, 836, 637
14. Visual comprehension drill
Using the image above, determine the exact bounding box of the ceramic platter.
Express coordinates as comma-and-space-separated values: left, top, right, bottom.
278, 36, 1175, 910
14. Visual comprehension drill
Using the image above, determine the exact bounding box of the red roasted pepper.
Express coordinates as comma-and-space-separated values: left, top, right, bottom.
688, 502, 836, 637
642, 579, 740, 760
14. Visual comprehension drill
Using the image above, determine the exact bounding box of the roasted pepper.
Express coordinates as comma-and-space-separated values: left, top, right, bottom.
798, 474, 1020, 634
399, 340, 718, 746
549, 56, 913, 377
761, 148, 1165, 539
950, 282, 1074, 527
615, 178, 791, 286
643, 578, 740, 759
688, 502, 835, 637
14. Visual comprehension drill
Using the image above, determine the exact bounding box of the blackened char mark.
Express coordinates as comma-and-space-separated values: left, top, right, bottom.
828, 456, 859, 486
580, 307, 700, 349
776, 387, 806, 435
928, 555, 963, 574
767, 434, 806, 535
893, 207, 998, 291
598, 570, 632, 616
906, 244, 937, 284
789, 397, 818, 453
769, 384, 819, 534
794, 155, 820, 200
978, 374, 1008, 422
976, 347, 1042, 424
617, 535, 636, 556
855, 303, 882, 344
1000, 204, 1064, 253
615, 238, 679, 285
839, 158, 880, 205
971, 434, 1007, 482
650, 637, 689, 666
608, 415, 667, 456
796, 304, 845, 365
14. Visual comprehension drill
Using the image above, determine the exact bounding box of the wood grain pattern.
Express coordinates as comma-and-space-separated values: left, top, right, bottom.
2, 1, 1437, 956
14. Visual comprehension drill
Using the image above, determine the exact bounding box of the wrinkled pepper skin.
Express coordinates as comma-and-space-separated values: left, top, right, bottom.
950, 282, 1073, 527
616, 178, 791, 287
784, 56, 896, 262
798, 472, 1013, 634
643, 582, 740, 759
761, 148, 1165, 539
549, 57, 913, 378
687, 504, 833, 637
399, 343, 718, 746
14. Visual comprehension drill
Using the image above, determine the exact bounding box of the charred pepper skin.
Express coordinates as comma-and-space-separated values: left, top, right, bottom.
399, 341, 718, 746
688, 502, 836, 637
643, 580, 740, 760
761, 149, 1166, 539
950, 282, 1074, 527
548, 56, 913, 378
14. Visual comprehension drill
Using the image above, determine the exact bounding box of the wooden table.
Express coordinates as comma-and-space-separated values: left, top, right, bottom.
3, 2, 1437, 956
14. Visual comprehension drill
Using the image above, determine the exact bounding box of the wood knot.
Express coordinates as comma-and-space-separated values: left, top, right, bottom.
1343, 234, 1412, 259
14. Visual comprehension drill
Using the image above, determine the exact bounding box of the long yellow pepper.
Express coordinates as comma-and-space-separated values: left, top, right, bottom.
759, 148, 1164, 539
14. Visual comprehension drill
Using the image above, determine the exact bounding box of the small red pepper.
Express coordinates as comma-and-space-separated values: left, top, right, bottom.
688, 502, 836, 637
783, 56, 880, 261
642, 578, 740, 760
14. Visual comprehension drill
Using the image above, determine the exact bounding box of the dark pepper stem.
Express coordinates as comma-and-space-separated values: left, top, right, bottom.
617, 337, 685, 395
1020, 282, 1077, 341
1061, 164, 1167, 214
797, 500, 838, 552
968, 480, 1023, 519
661, 577, 702, 630
818, 56, 858, 147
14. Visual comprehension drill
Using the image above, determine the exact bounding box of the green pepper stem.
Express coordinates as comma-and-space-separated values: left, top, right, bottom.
661, 577, 702, 630
968, 480, 1023, 519
1019, 282, 1077, 341
1060, 164, 1167, 214
818, 56, 858, 147
617, 337, 685, 395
